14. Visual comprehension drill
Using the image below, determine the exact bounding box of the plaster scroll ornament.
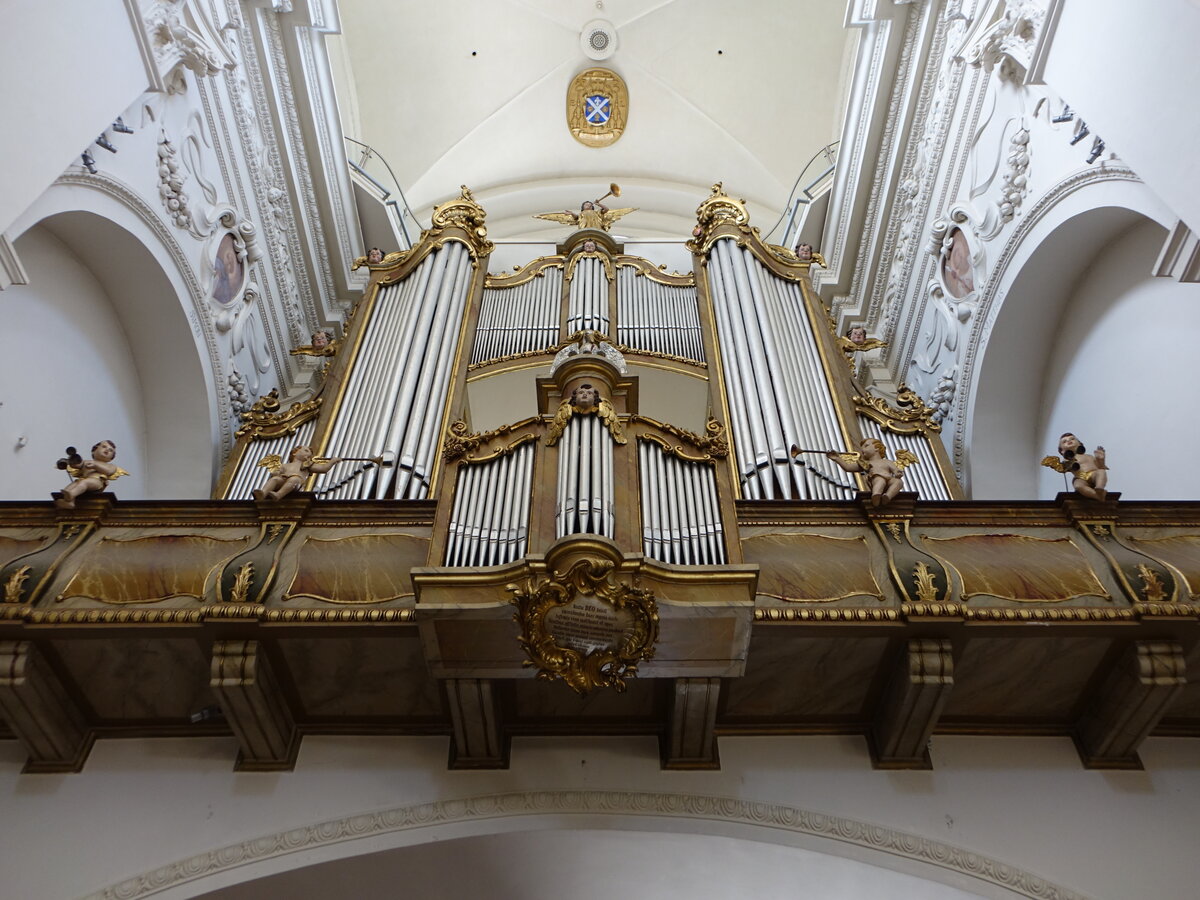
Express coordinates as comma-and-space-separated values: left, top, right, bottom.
791, 440, 918, 507
1041, 433, 1110, 501
144, 0, 236, 95
550, 331, 628, 375
52, 442, 129, 509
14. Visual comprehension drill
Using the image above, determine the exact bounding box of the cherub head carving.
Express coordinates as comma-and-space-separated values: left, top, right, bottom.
794, 242, 814, 262
570, 383, 600, 410
366, 247, 384, 264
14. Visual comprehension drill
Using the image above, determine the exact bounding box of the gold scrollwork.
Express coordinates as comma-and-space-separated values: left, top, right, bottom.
885, 522, 903, 543
3, 566, 31, 603
507, 557, 659, 693
913, 562, 939, 603
638, 434, 713, 464
429, 186, 493, 259
545, 397, 627, 446
564, 249, 616, 284
854, 383, 941, 434
442, 418, 541, 464
1137, 564, 1167, 603
632, 415, 729, 459
228, 562, 254, 604
236, 389, 324, 440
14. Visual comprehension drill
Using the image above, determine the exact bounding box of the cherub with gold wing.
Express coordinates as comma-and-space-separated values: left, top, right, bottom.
253, 445, 342, 500
836, 326, 888, 355
791, 439, 917, 507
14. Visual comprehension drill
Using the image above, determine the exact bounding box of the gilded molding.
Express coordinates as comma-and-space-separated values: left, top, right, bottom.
565, 249, 616, 284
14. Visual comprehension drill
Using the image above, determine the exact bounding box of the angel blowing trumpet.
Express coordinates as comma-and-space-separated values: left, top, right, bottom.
791, 439, 918, 507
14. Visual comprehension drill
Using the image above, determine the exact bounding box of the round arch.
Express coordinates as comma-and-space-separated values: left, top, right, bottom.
955, 170, 1173, 497
90, 790, 1081, 900
11, 175, 224, 498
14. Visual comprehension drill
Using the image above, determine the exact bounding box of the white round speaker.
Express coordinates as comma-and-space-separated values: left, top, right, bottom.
580, 19, 618, 61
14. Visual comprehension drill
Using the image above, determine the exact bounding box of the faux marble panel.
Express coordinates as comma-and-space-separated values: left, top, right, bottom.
0, 533, 48, 567
722, 634, 889, 719
942, 637, 1112, 721
923, 534, 1108, 602
283, 533, 427, 604
743, 533, 884, 602
56, 534, 249, 603
50, 638, 213, 721
276, 636, 443, 719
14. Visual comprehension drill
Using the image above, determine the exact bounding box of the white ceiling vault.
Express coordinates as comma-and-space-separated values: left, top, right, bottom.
328, 0, 858, 241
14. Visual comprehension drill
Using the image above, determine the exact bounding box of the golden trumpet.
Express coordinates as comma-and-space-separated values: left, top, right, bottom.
596, 182, 621, 204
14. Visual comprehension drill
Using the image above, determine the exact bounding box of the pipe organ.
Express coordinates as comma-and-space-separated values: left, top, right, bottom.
209, 185, 959, 762
221, 183, 959, 535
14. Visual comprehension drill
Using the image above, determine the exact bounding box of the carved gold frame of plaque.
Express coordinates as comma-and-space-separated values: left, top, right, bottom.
567, 68, 628, 148
508, 557, 658, 693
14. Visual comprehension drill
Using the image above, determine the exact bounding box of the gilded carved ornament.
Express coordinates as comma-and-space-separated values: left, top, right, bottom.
235, 389, 323, 440
853, 384, 941, 434
442, 419, 541, 464
566, 68, 629, 149
632, 415, 729, 459
507, 557, 659, 693
545, 393, 626, 447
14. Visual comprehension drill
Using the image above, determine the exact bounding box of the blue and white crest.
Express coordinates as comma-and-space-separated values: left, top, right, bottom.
584, 94, 611, 126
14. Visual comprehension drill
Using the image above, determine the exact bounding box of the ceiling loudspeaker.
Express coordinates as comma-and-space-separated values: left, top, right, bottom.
580, 19, 618, 61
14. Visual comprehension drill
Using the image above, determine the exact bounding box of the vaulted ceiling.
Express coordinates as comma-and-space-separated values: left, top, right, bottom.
328, 0, 857, 240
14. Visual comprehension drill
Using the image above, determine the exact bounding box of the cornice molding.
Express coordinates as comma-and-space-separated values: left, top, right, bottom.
88, 789, 1085, 900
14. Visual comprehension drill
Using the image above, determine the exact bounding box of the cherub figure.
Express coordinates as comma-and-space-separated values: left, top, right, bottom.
290, 330, 338, 358
366, 247, 384, 265
1041, 433, 1109, 501
545, 383, 626, 446
52, 441, 129, 509
836, 326, 888, 355
253, 446, 342, 501
533, 199, 637, 233
792, 439, 917, 507
794, 242, 814, 262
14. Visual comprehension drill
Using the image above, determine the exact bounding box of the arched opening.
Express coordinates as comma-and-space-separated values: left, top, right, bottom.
2, 210, 214, 500
192, 828, 990, 900
963, 177, 1184, 499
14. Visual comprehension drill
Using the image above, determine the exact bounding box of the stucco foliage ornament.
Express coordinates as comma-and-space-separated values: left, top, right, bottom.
156, 133, 192, 230
966, 0, 1045, 82
144, 0, 235, 94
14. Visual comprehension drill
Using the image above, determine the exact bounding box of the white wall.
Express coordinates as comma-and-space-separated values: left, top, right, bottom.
0, 225, 148, 501
1042, 0, 1200, 234
3, 733, 1198, 900
1038, 218, 1200, 499
0, 0, 149, 233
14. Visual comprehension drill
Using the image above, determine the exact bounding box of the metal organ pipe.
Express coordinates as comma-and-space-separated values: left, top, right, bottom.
555, 416, 614, 539
707, 238, 858, 499
444, 442, 536, 567
637, 439, 725, 566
